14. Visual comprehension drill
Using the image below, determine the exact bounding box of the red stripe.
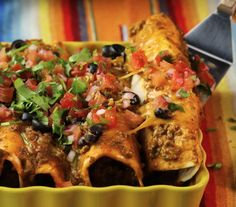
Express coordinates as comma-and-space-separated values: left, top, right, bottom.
166, 0, 188, 33
200, 112, 217, 207
69, 0, 81, 40
62, 0, 74, 40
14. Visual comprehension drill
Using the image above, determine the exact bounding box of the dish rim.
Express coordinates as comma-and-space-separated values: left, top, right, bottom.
0, 41, 209, 192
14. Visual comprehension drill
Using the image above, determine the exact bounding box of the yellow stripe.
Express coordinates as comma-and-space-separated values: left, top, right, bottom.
195, 0, 209, 21
39, 0, 51, 43
84, 0, 97, 41
218, 77, 236, 173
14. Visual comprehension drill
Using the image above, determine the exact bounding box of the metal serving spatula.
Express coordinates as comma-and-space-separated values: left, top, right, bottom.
184, 0, 236, 86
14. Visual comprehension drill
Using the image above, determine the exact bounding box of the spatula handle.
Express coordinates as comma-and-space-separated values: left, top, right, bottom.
218, 0, 236, 15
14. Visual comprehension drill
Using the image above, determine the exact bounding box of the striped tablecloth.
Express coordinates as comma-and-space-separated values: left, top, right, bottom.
0, 0, 235, 206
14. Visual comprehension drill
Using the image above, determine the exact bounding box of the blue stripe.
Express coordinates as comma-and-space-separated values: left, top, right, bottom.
9, 0, 20, 41
1, 0, 14, 41
78, 0, 89, 41
158, 0, 170, 15
0, 0, 5, 41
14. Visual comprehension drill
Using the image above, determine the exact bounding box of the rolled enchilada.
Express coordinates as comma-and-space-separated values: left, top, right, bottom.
128, 14, 204, 183
76, 112, 143, 187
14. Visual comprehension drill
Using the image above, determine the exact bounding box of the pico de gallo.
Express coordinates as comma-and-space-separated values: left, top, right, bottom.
0, 40, 215, 155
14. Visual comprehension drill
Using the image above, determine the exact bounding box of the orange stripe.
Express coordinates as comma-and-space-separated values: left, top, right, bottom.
92, 0, 151, 41
204, 94, 234, 207
181, 0, 199, 31
49, 0, 65, 41
84, 0, 96, 41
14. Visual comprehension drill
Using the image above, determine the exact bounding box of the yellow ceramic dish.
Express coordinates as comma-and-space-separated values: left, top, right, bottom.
0, 42, 209, 207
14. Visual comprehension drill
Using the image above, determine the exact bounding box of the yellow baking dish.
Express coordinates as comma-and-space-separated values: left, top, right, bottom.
0, 42, 209, 207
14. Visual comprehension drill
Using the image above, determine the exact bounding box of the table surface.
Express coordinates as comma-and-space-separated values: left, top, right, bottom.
0, 0, 235, 206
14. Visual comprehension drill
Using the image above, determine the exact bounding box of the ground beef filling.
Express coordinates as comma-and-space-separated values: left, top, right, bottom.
149, 124, 183, 161
89, 157, 139, 187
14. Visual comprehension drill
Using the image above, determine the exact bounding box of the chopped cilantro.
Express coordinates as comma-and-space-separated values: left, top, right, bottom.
51, 107, 66, 138
20, 132, 32, 147
86, 118, 94, 126
206, 128, 217, 132
69, 48, 92, 63
32, 61, 55, 73
230, 126, 236, 131
227, 117, 236, 123
34, 110, 49, 126
168, 102, 184, 112
207, 162, 222, 170
0, 76, 3, 84
13, 78, 50, 111
71, 78, 87, 95
8, 44, 29, 56
178, 88, 190, 98
36, 82, 64, 105
0, 120, 22, 126
58, 58, 72, 77
11, 54, 25, 65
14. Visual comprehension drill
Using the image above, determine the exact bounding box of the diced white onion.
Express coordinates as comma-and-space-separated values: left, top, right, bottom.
67, 135, 75, 143
122, 99, 130, 108
67, 150, 76, 162
96, 109, 106, 115
85, 86, 99, 102
122, 92, 135, 100
28, 44, 38, 51
163, 95, 171, 103
38, 49, 45, 54
131, 74, 147, 103
166, 68, 175, 77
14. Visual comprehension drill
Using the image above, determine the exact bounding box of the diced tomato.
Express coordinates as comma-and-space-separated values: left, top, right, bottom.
171, 60, 196, 91
46, 85, 53, 97
25, 79, 38, 91
66, 78, 73, 90
198, 70, 215, 88
150, 71, 166, 88
69, 108, 89, 119
11, 63, 22, 71
0, 62, 9, 69
101, 73, 119, 92
0, 49, 9, 62
155, 95, 169, 108
38, 49, 55, 61
91, 109, 101, 123
0, 86, 14, 103
0, 106, 13, 122
171, 71, 184, 91
123, 110, 144, 128
20, 71, 33, 80
0, 75, 12, 87
71, 64, 87, 77
54, 64, 65, 75
26, 50, 39, 67
199, 62, 209, 72
174, 60, 195, 75
91, 107, 117, 128
183, 77, 195, 91
155, 55, 162, 65
104, 108, 117, 129
160, 60, 174, 71
131, 50, 148, 69
60, 92, 76, 109
88, 91, 106, 107
93, 55, 107, 62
